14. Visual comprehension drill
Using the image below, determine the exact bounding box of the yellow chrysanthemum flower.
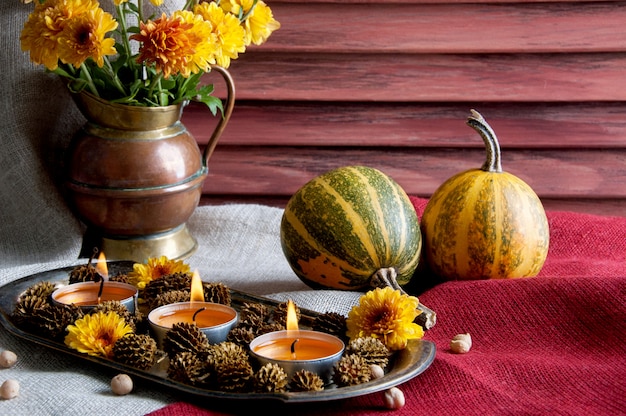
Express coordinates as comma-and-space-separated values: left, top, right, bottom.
127, 255, 190, 290
346, 287, 424, 351
64, 311, 134, 358
220, 0, 280, 46
131, 11, 216, 79
57, 7, 118, 68
194, 2, 246, 68
20, 0, 101, 70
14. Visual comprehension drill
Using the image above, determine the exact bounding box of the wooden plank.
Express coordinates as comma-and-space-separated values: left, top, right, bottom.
205, 52, 626, 102
200, 146, 626, 198
259, 2, 626, 53
184, 102, 626, 148
272, 0, 616, 4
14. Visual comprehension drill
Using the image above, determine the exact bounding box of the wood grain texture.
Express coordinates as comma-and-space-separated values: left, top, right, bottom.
188, 0, 626, 217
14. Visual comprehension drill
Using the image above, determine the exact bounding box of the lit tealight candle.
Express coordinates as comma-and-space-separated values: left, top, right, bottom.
147, 271, 238, 346
52, 252, 138, 313
249, 300, 345, 382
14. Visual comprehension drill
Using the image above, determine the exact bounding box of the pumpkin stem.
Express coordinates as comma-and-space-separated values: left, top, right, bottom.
466, 109, 502, 173
370, 268, 437, 330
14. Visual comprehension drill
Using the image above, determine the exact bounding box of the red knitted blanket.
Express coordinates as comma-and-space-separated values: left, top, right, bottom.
148, 197, 626, 415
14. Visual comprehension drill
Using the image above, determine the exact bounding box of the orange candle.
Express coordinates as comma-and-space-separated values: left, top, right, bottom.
250, 329, 345, 382
148, 302, 238, 346
52, 281, 138, 313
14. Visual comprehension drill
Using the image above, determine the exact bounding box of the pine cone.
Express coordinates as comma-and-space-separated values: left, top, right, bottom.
151, 290, 190, 309
214, 357, 253, 392
257, 322, 285, 335
333, 353, 372, 386
113, 333, 158, 370
12, 295, 49, 328
109, 273, 131, 284
272, 301, 301, 327
143, 272, 192, 302
163, 322, 211, 358
168, 351, 211, 386
346, 337, 390, 369
21, 281, 56, 300
290, 369, 325, 392
312, 312, 348, 340
253, 363, 288, 393
68, 264, 99, 284
226, 326, 256, 347
202, 282, 231, 306
31, 303, 84, 340
239, 302, 270, 324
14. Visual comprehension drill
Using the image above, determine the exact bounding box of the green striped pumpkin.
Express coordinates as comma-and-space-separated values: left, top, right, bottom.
420, 110, 550, 280
280, 166, 421, 291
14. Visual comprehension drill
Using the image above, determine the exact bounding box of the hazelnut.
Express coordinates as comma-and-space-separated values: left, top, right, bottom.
383, 386, 405, 409
1, 379, 20, 400
111, 374, 133, 396
369, 364, 385, 380
0, 351, 17, 368
450, 333, 472, 354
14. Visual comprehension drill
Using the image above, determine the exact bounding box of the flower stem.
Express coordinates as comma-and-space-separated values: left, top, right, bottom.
80, 63, 99, 96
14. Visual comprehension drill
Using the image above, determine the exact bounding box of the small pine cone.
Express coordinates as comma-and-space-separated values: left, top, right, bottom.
257, 322, 285, 335
91, 301, 136, 332
346, 337, 390, 369
334, 353, 372, 386
290, 369, 325, 392
113, 333, 158, 370
68, 264, 99, 284
202, 282, 231, 306
163, 322, 211, 358
312, 312, 348, 340
211, 341, 250, 364
272, 301, 301, 327
151, 290, 190, 310
168, 351, 211, 386
214, 357, 254, 392
226, 326, 256, 346
21, 281, 56, 300
238, 312, 265, 329
109, 273, 130, 284
12, 295, 49, 327
239, 302, 270, 323
253, 363, 288, 393
31, 303, 84, 340
143, 272, 192, 301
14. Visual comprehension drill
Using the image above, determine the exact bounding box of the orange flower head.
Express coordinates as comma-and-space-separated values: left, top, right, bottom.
131, 11, 216, 78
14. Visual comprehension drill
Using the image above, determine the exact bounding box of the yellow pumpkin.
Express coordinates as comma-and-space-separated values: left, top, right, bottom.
420, 110, 549, 280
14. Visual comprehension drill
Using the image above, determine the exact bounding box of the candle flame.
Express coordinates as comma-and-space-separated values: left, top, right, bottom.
286, 299, 299, 331
95, 252, 108, 280
190, 270, 204, 303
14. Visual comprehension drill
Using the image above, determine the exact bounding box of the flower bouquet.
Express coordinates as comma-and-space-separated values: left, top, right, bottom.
19, 0, 280, 112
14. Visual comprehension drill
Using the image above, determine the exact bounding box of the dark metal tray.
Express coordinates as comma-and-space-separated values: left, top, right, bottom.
0, 262, 435, 403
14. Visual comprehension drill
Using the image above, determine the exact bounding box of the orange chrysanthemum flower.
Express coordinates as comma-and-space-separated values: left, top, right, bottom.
20, 0, 101, 70
57, 7, 118, 68
64, 311, 134, 358
346, 287, 424, 351
194, 1, 245, 68
131, 11, 216, 78
127, 255, 191, 290
221, 0, 280, 46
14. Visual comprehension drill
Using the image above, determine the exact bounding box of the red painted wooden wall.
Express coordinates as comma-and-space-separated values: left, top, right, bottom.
184, 0, 626, 217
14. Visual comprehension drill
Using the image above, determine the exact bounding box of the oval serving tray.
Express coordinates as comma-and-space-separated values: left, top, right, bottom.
0, 262, 436, 403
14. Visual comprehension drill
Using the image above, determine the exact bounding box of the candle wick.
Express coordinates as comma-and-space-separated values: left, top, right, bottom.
96, 276, 104, 304
192, 307, 206, 322
290, 338, 299, 358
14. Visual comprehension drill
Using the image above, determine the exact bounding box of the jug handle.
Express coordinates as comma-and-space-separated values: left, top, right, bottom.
202, 65, 236, 167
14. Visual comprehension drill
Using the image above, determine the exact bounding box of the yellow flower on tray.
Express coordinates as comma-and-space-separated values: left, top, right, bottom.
127, 255, 190, 290
65, 311, 134, 358
346, 287, 424, 351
